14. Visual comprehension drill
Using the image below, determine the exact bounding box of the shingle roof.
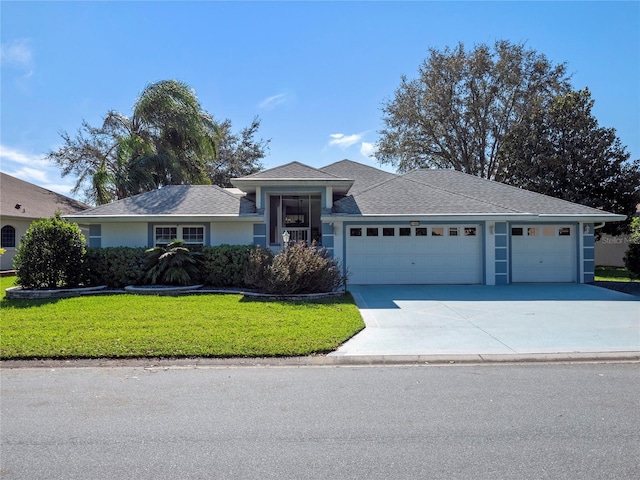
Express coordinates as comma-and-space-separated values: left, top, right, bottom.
404, 169, 610, 215
71, 185, 255, 216
236, 161, 344, 180
333, 168, 621, 217
320, 159, 397, 195
0, 172, 89, 219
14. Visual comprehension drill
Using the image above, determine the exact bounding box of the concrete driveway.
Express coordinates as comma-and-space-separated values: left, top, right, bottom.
330, 284, 639, 358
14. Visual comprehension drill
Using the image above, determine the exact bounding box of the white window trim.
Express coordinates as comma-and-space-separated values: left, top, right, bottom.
154, 225, 205, 247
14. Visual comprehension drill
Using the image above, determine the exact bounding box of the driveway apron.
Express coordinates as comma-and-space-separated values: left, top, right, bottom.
330, 284, 640, 356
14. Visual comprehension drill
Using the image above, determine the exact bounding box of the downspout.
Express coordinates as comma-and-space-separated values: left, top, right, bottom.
594, 222, 605, 230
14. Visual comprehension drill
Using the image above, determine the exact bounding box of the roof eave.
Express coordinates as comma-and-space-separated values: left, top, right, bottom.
323, 213, 627, 223
64, 214, 263, 223
231, 178, 354, 194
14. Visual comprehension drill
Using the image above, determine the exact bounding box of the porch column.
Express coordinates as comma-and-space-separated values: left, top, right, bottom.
325, 186, 333, 209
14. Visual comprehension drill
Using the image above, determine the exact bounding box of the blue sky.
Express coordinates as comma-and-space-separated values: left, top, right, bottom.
1, 1, 639, 199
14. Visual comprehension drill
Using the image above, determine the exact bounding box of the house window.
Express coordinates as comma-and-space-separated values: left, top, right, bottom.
350, 228, 362, 237
431, 227, 444, 236
464, 227, 476, 236
449, 227, 459, 236
182, 227, 204, 244
155, 227, 177, 246
415, 227, 427, 236
527, 227, 538, 236
399, 228, 411, 236
366, 228, 379, 237
512, 227, 523, 236
1, 225, 16, 248
154, 226, 205, 247
383, 228, 395, 237
559, 227, 571, 236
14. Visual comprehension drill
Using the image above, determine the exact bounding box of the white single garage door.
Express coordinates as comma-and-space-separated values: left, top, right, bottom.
511, 225, 577, 283
346, 224, 482, 285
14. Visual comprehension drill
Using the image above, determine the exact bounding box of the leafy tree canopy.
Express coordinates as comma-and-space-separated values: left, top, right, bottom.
499, 88, 640, 235
376, 40, 571, 178
49, 80, 269, 205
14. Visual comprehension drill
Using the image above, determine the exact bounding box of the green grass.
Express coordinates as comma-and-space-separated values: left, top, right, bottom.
0, 277, 364, 360
595, 266, 638, 282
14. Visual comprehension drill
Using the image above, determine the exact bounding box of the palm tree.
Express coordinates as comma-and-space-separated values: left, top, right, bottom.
51, 80, 218, 205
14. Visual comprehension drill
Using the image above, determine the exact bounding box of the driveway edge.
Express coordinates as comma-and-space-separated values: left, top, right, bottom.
1, 352, 639, 369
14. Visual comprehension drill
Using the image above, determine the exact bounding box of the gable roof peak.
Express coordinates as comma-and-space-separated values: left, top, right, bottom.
235, 160, 343, 180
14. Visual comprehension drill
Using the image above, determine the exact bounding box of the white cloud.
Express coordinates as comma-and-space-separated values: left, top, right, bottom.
0, 144, 75, 196
1, 39, 33, 69
0, 145, 49, 167
258, 93, 287, 110
328, 133, 363, 149
360, 141, 376, 158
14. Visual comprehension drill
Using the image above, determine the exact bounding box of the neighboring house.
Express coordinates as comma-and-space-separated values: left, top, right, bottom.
0, 172, 90, 271
65, 159, 626, 285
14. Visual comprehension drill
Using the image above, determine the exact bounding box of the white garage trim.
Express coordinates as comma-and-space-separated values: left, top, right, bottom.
510, 224, 578, 283
345, 223, 484, 285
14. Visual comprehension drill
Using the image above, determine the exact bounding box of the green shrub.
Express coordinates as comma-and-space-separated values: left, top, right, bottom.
144, 240, 203, 286
624, 217, 640, 279
85, 247, 147, 287
14, 213, 86, 289
202, 244, 257, 287
246, 241, 345, 294
244, 246, 274, 290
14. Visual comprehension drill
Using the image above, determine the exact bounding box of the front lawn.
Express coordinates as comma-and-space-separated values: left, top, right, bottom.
595, 266, 638, 282
0, 277, 364, 360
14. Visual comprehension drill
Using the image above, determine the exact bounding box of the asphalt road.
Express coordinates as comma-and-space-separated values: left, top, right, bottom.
1, 363, 639, 480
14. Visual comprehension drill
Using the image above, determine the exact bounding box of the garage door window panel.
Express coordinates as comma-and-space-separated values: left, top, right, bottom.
366, 228, 378, 237
350, 228, 362, 237
383, 228, 395, 237
416, 228, 427, 236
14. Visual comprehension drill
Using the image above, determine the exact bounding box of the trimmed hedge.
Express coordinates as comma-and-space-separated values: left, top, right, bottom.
202, 244, 257, 287
84, 244, 258, 288
85, 247, 147, 288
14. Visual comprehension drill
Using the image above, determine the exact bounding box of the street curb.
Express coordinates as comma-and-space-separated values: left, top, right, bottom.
1, 352, 639, 369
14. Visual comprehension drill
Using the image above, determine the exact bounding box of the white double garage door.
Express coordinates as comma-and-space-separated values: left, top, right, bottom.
346, 223, 577, 285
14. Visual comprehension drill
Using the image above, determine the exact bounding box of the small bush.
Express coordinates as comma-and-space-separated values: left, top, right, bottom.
202, 245, 257, 287
14, 213, 86, 289
244, 246, 274, 290
246, 241, 345, 294
85, 247, 147, 287
144, 240, 203, 286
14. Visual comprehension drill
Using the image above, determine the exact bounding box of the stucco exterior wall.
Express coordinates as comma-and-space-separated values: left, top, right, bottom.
210, 222, 253, 246
101, 223, 149, 247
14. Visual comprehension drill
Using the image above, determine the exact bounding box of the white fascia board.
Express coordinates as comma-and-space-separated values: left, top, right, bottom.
63, 214, 264, 223
325, 213, 627, 223
232, 179, 353, 194
537, 214, 627, 222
